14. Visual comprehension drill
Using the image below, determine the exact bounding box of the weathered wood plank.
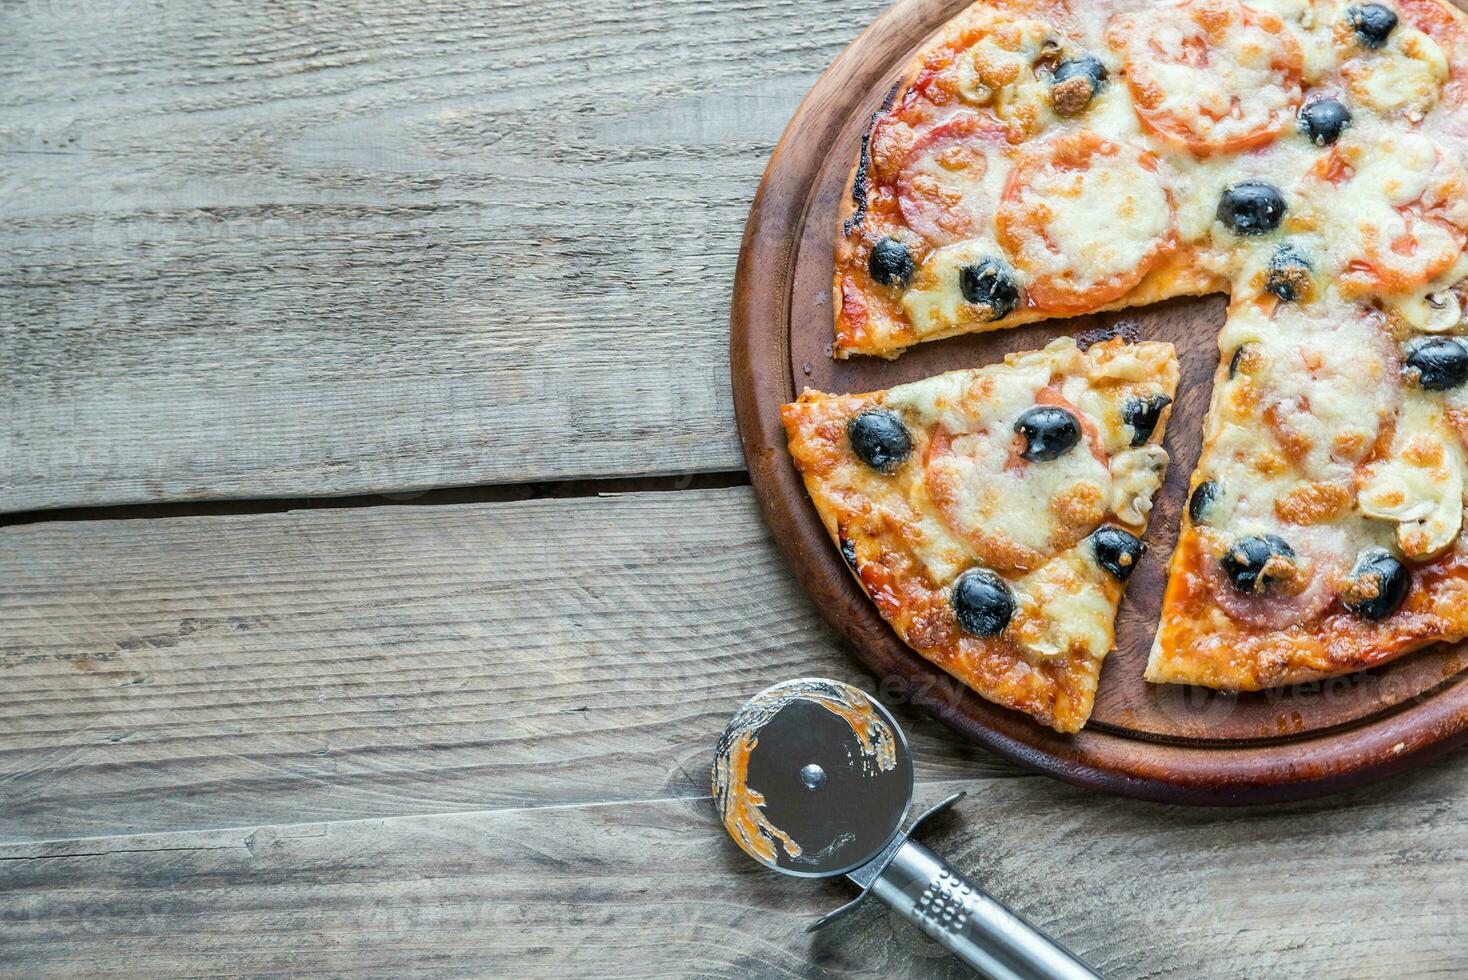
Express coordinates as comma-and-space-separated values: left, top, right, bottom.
0, 487, 1017, 843
0, 0, 889, 510
4, 765, 1468, 979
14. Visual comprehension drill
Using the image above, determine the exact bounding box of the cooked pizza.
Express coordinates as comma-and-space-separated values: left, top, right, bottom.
783, 337, 1179, 732
814, 0, 1468, 710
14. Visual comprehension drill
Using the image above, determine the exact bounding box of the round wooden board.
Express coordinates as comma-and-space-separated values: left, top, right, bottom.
730, 0, 1468, 804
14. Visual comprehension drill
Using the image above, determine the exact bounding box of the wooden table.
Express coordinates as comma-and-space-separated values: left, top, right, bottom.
2, 0, 1466, 976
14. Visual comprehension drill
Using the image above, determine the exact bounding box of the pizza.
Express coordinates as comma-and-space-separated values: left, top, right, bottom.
803, 0, 1468, 719
783, 337, 1179, 732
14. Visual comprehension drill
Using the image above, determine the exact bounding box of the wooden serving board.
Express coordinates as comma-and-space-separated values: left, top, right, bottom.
730, 0, 1468, 803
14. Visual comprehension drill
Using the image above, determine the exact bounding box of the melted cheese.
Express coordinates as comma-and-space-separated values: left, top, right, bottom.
898, 126, 1000, 246
1189, 291, 1407, 601
927, 425, 1109, 558
1220, 298, 1396, 480
901, 239, 1016, 335
1247, 0, 1339, 81
890, 343, 1111, 562
1120, 0, 1301, 149
875, 338, 1178, 655
1341, 19, 1449, 121
1001, 136, 1173, 296
956, 16, 1060, 134
1359, 396, 1466, 559
1011, 547, 1117, 658
1295, 126, 1468, 293
1394, 252, 1468, 331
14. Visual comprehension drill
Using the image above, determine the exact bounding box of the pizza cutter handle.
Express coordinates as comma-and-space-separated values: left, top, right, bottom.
871, 838, 1103, 980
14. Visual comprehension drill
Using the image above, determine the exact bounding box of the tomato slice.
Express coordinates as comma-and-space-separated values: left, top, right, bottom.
995, 130, 1177, 315
923, 388, 1110, 573
1306, 137, 1468, 294
1113, 0, 1303, 156
1347, 214, 1467, 294
895, 113, 1007, 246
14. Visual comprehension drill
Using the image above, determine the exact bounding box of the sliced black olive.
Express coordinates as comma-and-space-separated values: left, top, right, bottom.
1218, 181, 1286, 236
1014, 406, 1081, 462
1228, 345, 1248, 378
958, 258, 1020, 321
1349, 3, 1398, 48
1265, 245, 1312, 302
1122, 393, 1172, 447
1404, 336, 1468, 391
839, 534, 860, 573
848, 409, 912, 473
1053, 55, 1108, 88
1189, 480, 1221, 525
1050, 56, 1107, 115
1221, 534, 1296, 595
952, 568, 1015, 636
1299, 99, 1352, 146
1090, 526, 1146, 582
1342, 548, 1410, 620
868, 236, 915, 288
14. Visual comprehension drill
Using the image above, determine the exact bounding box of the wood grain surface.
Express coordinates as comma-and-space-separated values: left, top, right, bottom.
731, 0, 1468, 802
5, 770, 1468, 978
0, 488, 1012, 843
7, 0, 1468, 975
0, 0, 892, 512
5, 489, 1468, 978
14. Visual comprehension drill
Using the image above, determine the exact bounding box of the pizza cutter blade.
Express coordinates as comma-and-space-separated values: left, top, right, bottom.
712, 679, 1103, 980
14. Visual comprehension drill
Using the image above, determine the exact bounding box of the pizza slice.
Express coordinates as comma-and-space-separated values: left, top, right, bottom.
1148, 284, 1468, 690
782, 336, 1179, 731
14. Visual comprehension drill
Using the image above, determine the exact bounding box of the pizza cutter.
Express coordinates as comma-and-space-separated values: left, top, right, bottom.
712, 678, 1102, 979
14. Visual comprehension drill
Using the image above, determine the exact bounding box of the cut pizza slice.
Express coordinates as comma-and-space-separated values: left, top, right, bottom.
782, 336, 1179, 732
831, 0, 1227, 361
1147, 289, 1468, 689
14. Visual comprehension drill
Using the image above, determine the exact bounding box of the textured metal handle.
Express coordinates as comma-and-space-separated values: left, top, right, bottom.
869, 838, 1103, 980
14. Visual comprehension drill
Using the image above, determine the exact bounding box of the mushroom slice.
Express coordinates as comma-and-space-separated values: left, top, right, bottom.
1108, 445, 1170, 526
1358, 426, 1464, 561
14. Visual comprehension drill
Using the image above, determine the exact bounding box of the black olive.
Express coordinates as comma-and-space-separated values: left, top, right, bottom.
839, 535, 860, 573
1054, 55, 1108, 88
1050, 56, 1107, 114
1189, 480, 1221, 524
1265, 245, 1312, 302
1228, 345, 1248, 378
1218, 181, 1286, 236
1221, 534, 1296, 595
1349, 3, 1398, 48
1404, 336, 1468, 391
952, 568, 1015, 636
1122, 393, 1172, 447
1299, 99, 1352, 146
958, 258, 1020, 321
1014, 406, 1081, 462
848, 409, 912, 473
1090, 526, 1146, 582
868, 236, 915, 288
1342, 548, 1410, 620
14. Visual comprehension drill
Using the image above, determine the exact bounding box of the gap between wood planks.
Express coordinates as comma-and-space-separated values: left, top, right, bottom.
0, 470, 752, 528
